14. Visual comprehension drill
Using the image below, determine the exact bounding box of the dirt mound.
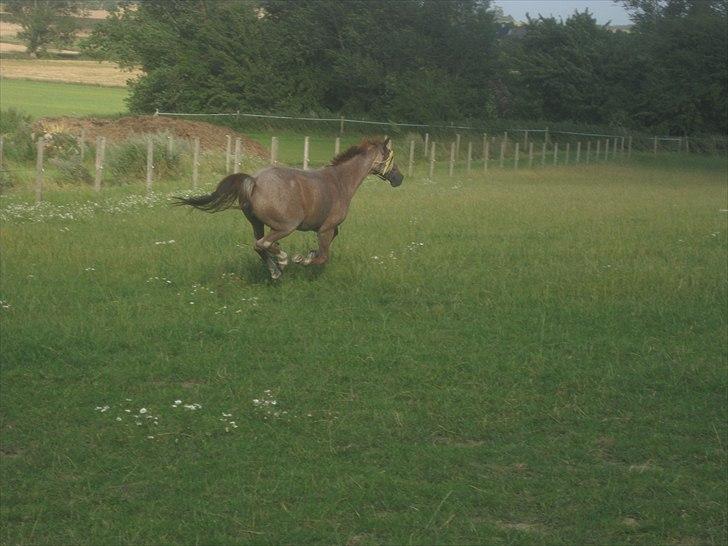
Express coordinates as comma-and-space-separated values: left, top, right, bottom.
34, 115, 268, 159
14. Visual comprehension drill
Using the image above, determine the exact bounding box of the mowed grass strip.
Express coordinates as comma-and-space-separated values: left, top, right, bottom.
0, 79, 128, 118
1, 160, 726, 545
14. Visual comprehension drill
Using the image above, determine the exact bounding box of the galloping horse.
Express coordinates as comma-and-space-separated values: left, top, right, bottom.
174, 137, 403, 279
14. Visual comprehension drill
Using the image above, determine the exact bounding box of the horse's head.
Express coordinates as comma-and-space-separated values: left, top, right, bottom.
372, 138, 403, 187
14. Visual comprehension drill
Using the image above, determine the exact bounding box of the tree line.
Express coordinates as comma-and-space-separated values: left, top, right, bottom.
9, 0, 728, 135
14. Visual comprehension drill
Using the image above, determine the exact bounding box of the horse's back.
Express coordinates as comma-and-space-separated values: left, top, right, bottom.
249, 166, 336, 230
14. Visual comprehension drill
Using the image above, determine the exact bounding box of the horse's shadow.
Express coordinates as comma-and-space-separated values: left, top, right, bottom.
221, 257, 325, 285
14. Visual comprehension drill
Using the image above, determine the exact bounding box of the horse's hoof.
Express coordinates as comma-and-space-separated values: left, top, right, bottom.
270, 269, 282, 280
293, 254, 304, 264
277, 251, 289, 269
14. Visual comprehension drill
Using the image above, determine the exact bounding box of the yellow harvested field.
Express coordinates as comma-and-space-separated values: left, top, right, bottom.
0, 20, 22, 38
0, 59, 141, 87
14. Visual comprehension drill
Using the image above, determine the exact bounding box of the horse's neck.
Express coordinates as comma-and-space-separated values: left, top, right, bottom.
331, 152, 374, 200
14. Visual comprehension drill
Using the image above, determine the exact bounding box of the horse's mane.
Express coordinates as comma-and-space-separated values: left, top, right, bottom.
329, 138, 382, 166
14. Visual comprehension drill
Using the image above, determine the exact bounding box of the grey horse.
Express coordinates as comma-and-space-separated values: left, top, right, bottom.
174, 137, 403, 279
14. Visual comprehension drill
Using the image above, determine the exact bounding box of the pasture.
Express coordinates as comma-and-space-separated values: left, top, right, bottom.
1, 157, 726, 545
0, 79, 128, 118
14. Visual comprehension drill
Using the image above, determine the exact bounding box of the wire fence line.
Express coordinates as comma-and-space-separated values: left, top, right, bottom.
1, 129, 644, 204
1, 113, 725, 203
154, 109, 728, 145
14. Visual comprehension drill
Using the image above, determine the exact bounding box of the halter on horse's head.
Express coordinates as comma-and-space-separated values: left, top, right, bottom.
371, 138, 403, 187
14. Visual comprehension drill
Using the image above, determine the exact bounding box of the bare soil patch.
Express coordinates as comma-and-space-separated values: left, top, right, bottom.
34, 115, 268, 159
0, 59, 139, 86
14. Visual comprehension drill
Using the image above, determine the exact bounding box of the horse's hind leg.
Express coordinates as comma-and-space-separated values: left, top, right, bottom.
246, 214, 282, 279
254, 226, 297, 274
294, 226, 338, 266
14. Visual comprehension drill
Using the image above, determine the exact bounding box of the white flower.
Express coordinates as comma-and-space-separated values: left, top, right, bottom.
139, 408, 147, 414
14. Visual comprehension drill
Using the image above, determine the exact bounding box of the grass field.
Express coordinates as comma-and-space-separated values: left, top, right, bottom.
1, 157, 726, 545
0, 78, 128, 118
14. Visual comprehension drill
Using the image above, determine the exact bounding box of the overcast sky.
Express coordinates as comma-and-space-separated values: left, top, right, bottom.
493, 0, 632, 25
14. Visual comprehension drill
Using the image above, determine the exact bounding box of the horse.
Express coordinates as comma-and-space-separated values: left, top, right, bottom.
174, 137, 403, 279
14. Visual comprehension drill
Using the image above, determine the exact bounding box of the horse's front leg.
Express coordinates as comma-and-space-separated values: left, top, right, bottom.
294, 227, 338, 266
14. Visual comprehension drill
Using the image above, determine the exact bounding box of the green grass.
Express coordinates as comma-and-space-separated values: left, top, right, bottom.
1, 159, 727, 545
0, 79, 128, 118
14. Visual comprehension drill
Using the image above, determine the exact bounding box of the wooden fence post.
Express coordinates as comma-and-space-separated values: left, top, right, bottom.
528, 141, 534, 168
94, 136, 105, 192
408, 139, 415, 177
576, 141, 581, 163
340, 116, 345, 134
605, 139, 610, 161
466, 141, 472, 174
565, 143, 570, 165
653, 137, 658, 155
234, 138, 242, 173
334, 137, 341, 156
35, 137, 44, 203
192, 137, 200, 189
499, 138, 505, 168
0, 135, 3, 169
514, 142, 520, 170
225, 135, 232, 174
628, 136, 632, 158
553, 142, 559, 166
448, 142, 455, 176
613, 138, 618, 158
596, 140, 601, 161
146, 137, 154, 193
270, 136, 278, 165
541, 141, 547, 166
167, 135, 174, 157
428, 142, 435, 179
78, 129, 86, 160
303, 136, 310, 170
621, 136, 625, 155
484, 139, 489, 172
586, 141, 591, 163
455, 133, 461, 161
424, 133, 429, 157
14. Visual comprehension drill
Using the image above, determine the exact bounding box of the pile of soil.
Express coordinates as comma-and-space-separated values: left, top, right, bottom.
34, 115, 268, 159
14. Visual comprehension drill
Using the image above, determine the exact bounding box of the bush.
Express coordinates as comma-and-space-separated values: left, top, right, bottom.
1, 108, 35, 162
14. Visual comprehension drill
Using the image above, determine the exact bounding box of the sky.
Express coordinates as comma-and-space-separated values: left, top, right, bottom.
493, 0, 632, 25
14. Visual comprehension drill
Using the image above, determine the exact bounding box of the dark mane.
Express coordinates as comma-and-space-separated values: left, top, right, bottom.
329, 138, 382, 166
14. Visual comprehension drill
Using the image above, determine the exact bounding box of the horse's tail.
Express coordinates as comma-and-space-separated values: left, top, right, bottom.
173, 173, 255, 213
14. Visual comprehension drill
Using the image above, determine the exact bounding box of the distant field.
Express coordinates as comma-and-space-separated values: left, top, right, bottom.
0, 59, 140, 86
1, 157, 726, 545
0, 78, 128, 117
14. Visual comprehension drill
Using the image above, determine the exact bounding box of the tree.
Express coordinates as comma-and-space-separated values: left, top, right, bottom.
5, 0, 86, 57
621, 0, 728, 133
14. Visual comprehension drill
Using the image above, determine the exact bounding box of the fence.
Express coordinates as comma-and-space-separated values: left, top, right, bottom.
1, 112, 726, 202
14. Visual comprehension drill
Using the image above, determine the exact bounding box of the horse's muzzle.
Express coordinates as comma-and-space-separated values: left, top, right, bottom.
387, 167, 403, 187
